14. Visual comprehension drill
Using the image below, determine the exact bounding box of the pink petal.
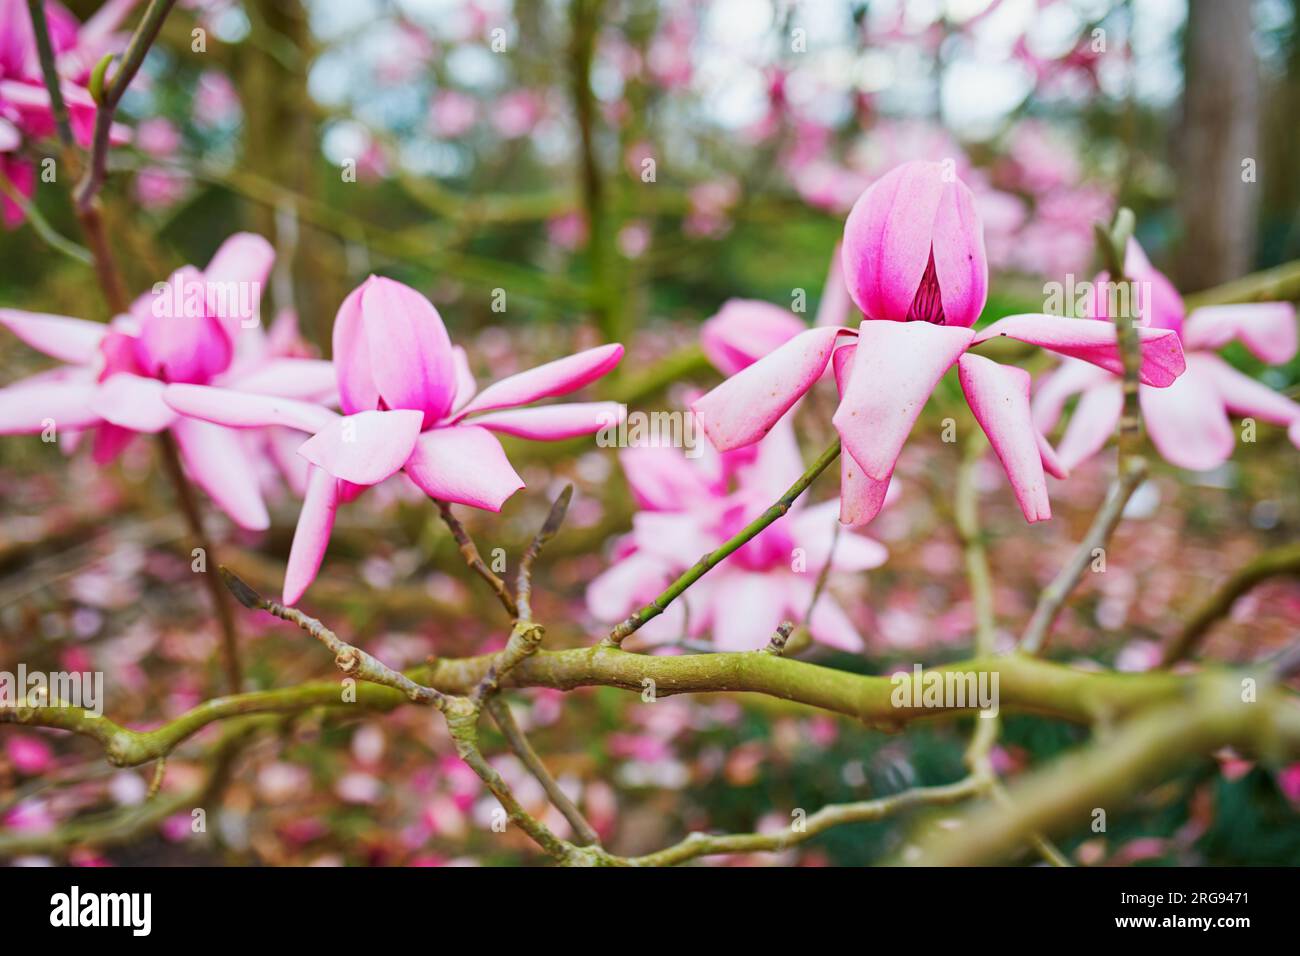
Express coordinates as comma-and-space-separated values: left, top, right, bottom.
97, 374, 176, 432
585, 550, 674, 623
284, 466, 341, 605
929, 175, 989, 328
0, 379, 100, 433
700, 300, 806, 375
359, 277, 458, 423
0, 309, 106, 364
958, 354, 1050, 522
1182, 303, 1298, 365
403, 425, 525, 511
831, 344, 893, 526
832, 320, 973, 481
469, 402, 624, 441
1037, 431, 1069, 480
164, 384, 337, 433
1031, 358, 1113, 434
201, 232, 274, 338
227, 358, 337, 400
789, 500, 888, 571
842, 161, 946, 323
1055, 381, 1124, 471
973, 314, 1185, 387
1193, 353, 1300, 426
91, 423, 135, 464
297, 409, 424, 485
171, 416, 270, 531
1139, 370, 1235, 472
692, 327, 851, 452
619, 445, 716, 511
454, 343, 624, 418
804, 591, 865, 652
331, 283, 378, 414
711, 573, 789, 651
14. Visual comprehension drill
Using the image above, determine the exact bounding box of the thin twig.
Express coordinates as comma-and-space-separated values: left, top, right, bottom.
1163, 541, 1300, 666
220, 567, 448, 710
25, 0, 73, 146
516, 485, 573, 622
486, 696, 600, 846
435, 500, 519, 619
1019, 460, 1148, 656
604, 439, 841, 647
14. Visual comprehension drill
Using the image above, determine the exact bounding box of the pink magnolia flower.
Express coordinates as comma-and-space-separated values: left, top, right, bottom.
163, 276, 624, 604
692, 161, 1187, 526
1033, 239, 1300, 471
0, 233, 336, 529
587, 416, 887, 652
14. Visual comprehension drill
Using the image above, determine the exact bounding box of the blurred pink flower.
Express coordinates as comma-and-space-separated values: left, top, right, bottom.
587, 415, 887, 652
193, 70, 239, 128
694, 161, 1185, 526
429, 89, 477, 138
6, 734, 54, 775
0, 233, 336, 528
164, 275, 624, 603
491, 89, 542, 139
1033, 238, 1300, 472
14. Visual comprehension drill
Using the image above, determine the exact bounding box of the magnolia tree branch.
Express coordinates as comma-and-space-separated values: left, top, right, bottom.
604, 438, 842, 646
485, 696, 600, 846
900, 677, 1300, 865
516, 485, 573, 622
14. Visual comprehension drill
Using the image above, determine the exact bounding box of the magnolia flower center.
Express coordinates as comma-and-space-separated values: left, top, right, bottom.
906, 253, 946, 325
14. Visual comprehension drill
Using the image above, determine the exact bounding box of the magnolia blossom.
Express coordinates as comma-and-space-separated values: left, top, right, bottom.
0, 233, 336, 529
164, 276, 625, 604
587, 416, 887, 652
693, 160, 1187, 526
1033, 239, 1300, 471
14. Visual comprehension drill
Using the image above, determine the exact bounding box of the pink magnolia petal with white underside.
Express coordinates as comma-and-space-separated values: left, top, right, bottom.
1192, 353, 1300, 426
585, 549, 674, 623
831, 344, 894, 526
297, 409, 424, 486
163, 384, 338, 433
1182, 303, 1298, 365
97, 374, 176, 432
929, 175, 989, 329
403, 425, 525, 511
0, 308, 107, 364
710, 572, 790, 651
171, 416, 270, 531
832, 320, 974, 482
789, 500, 888, 572
973, 314, 1185, 387
359, 277, 458, 423
284, 466, 341, 605
468, 402, 624, 441
1055, 380, 1124, 471
225, 358, 337, 401
692, 327, 853, 452
453, 344, 625, 419
0, 379, 100, 433
1030, 357, 1114, 434
841, 161, 946, 322
958, 353, 1050, 522
700, 299, 806, 376
619, 444, 716, 511
1139, 369, 1235, 472
1037, 431, 1068, 480
201, 232, 274, 339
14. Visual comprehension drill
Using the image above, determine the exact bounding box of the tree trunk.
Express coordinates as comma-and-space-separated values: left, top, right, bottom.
1175, 0, 1259, 288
